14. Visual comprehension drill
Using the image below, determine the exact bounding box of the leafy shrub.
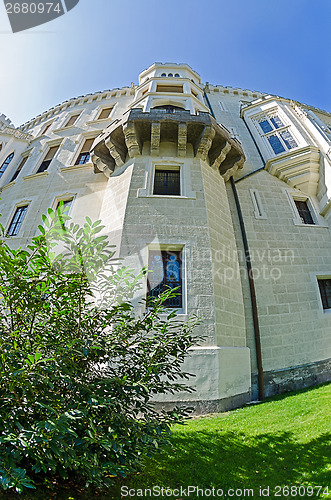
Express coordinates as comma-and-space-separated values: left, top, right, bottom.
0, 207, 198, 493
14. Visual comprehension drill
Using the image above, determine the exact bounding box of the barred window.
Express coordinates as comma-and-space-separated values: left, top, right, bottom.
153, 168, 180, 196
147, 250, 182, 308
318, 279, 331, 310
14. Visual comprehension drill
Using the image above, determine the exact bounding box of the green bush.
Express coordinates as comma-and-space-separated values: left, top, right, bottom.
0, 207, 198, 493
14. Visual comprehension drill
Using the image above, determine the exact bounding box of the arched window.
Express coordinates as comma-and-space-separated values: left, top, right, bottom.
0, 153, 14, 178
161, 73, 166, 77
174, 73, 180, 77
168, 73, 173, 77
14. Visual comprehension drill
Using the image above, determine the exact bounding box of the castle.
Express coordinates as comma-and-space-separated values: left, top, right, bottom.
1, 63, 330, 412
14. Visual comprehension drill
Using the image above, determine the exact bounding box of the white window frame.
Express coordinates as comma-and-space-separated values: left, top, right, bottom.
283, 189, 320, 226
71, 135, 96, 166
64, 112, 81, 128
33, 140, 63, 174
313, 273, 331, 314
253, 107, 300, 157
5, 201, 31, 238
137, 159, 196, 199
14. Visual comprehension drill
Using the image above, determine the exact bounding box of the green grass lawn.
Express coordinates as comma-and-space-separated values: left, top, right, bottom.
3, 383, 331, 500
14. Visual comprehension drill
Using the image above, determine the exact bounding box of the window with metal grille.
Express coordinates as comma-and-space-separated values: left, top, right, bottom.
153, 168, 180, 196
318, 279, 331, 310
65, 114, 80, 127
294, 200, 315, 225
98, 107, 113, 120
10, 156, 28, 182
37, 146, 59, 173
147, 250, 182, 308
75, 138, 94, 165
7, 205, 28, 236
0, 152, 14, 178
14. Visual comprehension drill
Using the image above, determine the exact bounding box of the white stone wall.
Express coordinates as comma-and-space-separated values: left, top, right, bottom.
0, 62, 330, 409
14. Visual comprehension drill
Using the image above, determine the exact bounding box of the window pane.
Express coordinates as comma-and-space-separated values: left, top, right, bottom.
66, 114, 79, 127
294, 200, 315, 224
153, 169, 180, 195
270, 115, 284, 129
76, 152, 91, 164
259, 120, 273, 133
268, 135, 286, 154
280, 130, 298, 150
7, 206, 28, 236
147, 250, 182, 308
318, 279, 331, 310
0, 153, 14, 177
98, 108, 113, 119
10, 156, 28, 182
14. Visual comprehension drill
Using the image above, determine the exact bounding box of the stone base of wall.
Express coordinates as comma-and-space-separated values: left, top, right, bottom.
153, 391, 251, 416
251, 358, 331, 400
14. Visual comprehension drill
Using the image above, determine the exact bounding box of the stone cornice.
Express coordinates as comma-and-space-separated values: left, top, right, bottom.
1, 126, 33, 142
265, 145, 320, 196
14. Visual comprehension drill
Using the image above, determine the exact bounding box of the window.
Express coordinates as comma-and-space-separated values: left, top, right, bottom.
41, 121, 53, 135
294, 200, 315, 225
7, 205, 28, 236
10, 156, 28, 182
147, 250, 182, 308
98, 107, 113, 120
161, 73, 166, 76
174, 73, 180, 77
257, 113, 298, 155
156, 84, 183, 93
37, 146, 59, 173
65, 114, 80, 127
318, 279, 331, 310
0, 153, 14, 178
153, 168, 180, 196
75, 138, 94, 165
56, 199, 73, 228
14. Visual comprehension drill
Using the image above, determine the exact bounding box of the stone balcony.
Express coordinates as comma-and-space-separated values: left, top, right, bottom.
91, 108, 245, 180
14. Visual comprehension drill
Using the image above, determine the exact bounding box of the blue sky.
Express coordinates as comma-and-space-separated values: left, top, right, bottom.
0, 0, 330, 127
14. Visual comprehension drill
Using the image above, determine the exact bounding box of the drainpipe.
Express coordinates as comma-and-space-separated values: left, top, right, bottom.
204, 88, 264, 400
230, 177, 264, 401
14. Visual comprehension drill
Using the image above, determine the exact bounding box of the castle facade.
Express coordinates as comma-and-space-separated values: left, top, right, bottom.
1, 63, 330, 411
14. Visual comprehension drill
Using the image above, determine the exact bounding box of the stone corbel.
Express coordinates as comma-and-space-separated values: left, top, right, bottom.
196, 126, 215, 161
151, 122, 161, 157
105, 136, 127, 167
123, 122, 141, 158
177, 123, 187, 157
213, 141, 231, 169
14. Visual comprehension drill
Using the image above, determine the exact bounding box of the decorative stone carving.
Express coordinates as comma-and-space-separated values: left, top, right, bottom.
177, 122, 187, 157
150, 122, 161, 157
